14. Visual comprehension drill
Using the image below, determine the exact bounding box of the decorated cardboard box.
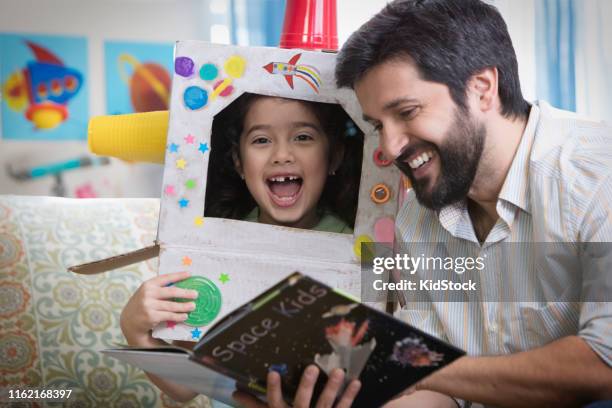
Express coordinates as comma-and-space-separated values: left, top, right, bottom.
73, 40, 401, 342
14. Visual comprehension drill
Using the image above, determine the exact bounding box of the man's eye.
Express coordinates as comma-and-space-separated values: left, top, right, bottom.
295, 133, 314, 141
399, 108, 417, 120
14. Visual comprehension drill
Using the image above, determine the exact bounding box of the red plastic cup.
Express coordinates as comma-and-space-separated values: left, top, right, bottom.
279, 0, 338, 51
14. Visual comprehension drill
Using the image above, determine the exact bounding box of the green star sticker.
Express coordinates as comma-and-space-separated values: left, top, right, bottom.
219, 273, 230, 284
185, 179, 196, 189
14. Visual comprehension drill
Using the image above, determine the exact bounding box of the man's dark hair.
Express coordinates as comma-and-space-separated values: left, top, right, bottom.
335, 0, 530, 119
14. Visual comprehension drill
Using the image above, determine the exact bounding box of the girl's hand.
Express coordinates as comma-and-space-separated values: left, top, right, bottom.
233, 365, 361, 408
120, 271, 199, 346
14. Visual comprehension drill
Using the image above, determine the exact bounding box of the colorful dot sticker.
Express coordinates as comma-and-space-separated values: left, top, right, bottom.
184, 86, 208, 110
174, 276, 222, 327
219, 273, 230, 284
176, 158, 187, 169
354, 234, 375, 261
182, 256, 192, 266
374, 217, 395, 243
373, 147, 392, 167
370, 183, 391, 204
224, 55, 246, 78
175, 56, 195, 77
200, 63, 218, 81
185, 179, 196, 189
184, 134, 195, 144
194, 216, 204, 227
168, 143, 179, 153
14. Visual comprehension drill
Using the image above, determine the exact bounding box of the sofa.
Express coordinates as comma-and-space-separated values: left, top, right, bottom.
0, 195, 210, 407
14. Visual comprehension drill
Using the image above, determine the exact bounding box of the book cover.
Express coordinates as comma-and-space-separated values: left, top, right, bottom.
105, 273, 464, 407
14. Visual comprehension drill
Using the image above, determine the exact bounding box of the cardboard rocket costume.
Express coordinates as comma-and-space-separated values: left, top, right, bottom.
152, 41, 400, 341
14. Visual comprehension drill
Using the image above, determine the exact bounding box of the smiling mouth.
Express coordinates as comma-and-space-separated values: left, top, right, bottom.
266, 175, 303, 207
408, 150, 434, 170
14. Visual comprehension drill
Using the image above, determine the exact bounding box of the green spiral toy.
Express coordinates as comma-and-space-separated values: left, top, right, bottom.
174, 276, 222, 326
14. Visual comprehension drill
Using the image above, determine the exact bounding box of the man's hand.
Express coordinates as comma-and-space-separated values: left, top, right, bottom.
233, 365, 361, 408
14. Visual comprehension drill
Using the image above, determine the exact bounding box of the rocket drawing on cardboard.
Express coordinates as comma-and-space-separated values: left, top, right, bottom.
262, 53, 322, 93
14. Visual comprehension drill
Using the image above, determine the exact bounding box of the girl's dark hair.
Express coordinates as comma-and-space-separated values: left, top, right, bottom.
204, 93, 363, 229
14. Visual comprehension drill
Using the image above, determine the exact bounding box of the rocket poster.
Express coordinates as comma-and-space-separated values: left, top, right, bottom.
0, 33, 88, 140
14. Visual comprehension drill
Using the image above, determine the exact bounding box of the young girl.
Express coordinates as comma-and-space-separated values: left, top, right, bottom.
120, 93, 363, 403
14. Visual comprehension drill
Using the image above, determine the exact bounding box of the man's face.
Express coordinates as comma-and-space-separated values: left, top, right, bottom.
354, 59, 485, 210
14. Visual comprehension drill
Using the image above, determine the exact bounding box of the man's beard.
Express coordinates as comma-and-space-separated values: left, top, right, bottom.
394, 109, 485, 211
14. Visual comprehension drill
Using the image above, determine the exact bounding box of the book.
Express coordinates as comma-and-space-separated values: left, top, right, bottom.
103, 272, 465, 407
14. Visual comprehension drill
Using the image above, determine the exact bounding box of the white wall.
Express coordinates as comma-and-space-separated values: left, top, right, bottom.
489, 0, 537, 102
337, 0, 389, 47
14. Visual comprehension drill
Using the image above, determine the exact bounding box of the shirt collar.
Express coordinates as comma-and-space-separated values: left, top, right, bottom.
497, 103, 539, 214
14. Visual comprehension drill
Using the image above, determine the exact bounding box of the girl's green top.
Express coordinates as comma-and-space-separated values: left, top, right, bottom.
243, 208, 353, 234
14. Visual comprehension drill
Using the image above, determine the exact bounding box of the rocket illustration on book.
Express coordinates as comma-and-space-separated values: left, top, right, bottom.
315, 317, 377, 382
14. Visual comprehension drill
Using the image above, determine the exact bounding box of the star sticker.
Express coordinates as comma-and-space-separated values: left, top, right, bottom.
166, 321, 176, 329
184, 134, 195, 144
219, 273, 230, 284
182, 256, 192, 266
178, 198, 189, 208
198, 143, 209, 154
168, 143, 179, 153
191, 327, 202, 340
194, 216, 204, 227
185, 179, 196, 189
176, 158, 187, 169
164, 185, 176, 196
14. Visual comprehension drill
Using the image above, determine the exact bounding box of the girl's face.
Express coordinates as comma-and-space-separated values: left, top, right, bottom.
234, 97, 332, 229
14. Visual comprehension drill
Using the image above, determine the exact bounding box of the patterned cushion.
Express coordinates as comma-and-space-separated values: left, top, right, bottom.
0, 196, 210, 408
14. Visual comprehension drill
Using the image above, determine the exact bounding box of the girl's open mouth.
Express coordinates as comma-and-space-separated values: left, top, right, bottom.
266, 175, 303, 207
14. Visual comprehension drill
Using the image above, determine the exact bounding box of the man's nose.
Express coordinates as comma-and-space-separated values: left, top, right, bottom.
379, 122, 409, 160
272, 141, 295, 164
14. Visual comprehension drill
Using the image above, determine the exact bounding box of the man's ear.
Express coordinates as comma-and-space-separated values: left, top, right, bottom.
329, 142, 345, 175
468, 66, 498, 113
232, 148, 244, 179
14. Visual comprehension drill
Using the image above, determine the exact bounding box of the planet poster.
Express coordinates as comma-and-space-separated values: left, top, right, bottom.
104, 40, 174, 115
0, 33, 89, 140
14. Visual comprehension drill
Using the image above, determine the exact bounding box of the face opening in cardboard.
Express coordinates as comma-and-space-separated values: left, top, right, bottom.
204, 92, 364, 233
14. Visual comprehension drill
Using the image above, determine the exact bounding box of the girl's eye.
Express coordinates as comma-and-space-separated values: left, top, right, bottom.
295, 133, 314, 141
252, 137, 270, 144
